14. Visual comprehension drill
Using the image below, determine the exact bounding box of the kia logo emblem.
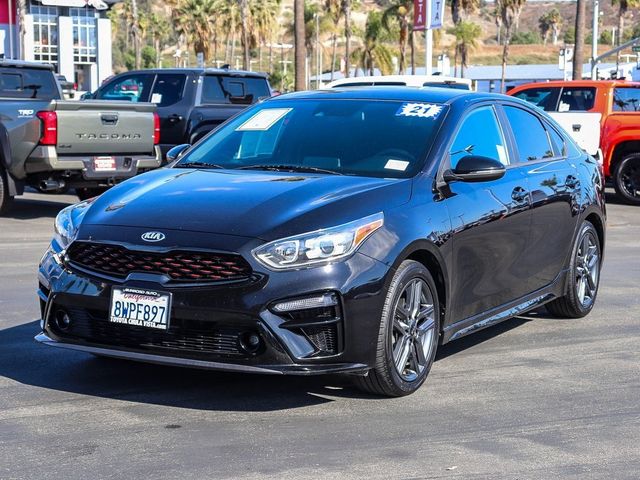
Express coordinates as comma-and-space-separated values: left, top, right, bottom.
141, 231, 166, 242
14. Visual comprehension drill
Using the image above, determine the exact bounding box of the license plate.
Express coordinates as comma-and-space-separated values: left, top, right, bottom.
94, 156, 116, 171
109, 287, 171, 330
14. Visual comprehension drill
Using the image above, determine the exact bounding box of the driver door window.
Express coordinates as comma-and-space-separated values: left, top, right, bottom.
449, 106, 509, 168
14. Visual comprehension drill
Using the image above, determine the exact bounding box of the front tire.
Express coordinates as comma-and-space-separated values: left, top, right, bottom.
613, 153, 640, 205
546, 221, 601, 318
354, 260, 440, 397
0, 168, 14, 215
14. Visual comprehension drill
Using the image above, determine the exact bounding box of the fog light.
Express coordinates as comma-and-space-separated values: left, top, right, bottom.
272, 293, 338, 313
238, 331, 263, 355
54, 309, 71, 331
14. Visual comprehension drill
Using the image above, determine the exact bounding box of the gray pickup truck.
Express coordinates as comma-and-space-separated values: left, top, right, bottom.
0, 60, 162, 214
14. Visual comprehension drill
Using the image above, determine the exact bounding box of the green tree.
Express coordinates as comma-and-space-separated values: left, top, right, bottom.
451, 0, 480, 25
382, 0, 412, 74
538, 8, 562, 45
497, 0, 526, 92
172, 0, 218, 62
612, 0, 640, 63
448, 20, 481, 77
325, 0, 344, 80
354, 11, 394, 75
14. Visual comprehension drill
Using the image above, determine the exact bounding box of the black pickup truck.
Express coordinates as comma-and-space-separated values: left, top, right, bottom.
83, 68, 272, 156
0, 60, 161, 214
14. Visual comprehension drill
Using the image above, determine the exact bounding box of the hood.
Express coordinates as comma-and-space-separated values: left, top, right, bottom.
81, 168, 412, 240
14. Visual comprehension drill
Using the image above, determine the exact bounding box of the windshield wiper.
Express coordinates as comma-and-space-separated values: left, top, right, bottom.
175, 161, 225, 169
236, 164, 343, 175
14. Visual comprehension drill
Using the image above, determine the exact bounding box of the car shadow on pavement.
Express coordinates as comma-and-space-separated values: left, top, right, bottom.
0, 316, 534, 409
6, 195, 73, 220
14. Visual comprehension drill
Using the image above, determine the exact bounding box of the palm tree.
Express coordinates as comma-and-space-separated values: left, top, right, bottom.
130, 0, 141, 69
573, 0, 586, 79
341, 0, 353, 77
353, 11, 393, 75
451, 0, 480, 25
173, 0, 217, 62
448, 21, 481, 77
382, 0, 412, 74
324, 0, 343, 81
251, 0, 281, 71
294, 0, 307, 90
539, 9, 562, 46
17, 0, 28, 59
148, 13, 170, 67
239, 0, 251, 70
612, 0, 640, 64
497, 0, 526, 93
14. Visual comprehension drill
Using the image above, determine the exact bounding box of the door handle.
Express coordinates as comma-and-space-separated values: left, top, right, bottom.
511, 186, 529, 203
572, 124, 582, 132
101, 113, 118, 125
168, 114, 183, 123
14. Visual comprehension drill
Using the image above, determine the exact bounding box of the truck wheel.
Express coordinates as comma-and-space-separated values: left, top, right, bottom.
613, 153, 640, 205
0, 169, 15, 215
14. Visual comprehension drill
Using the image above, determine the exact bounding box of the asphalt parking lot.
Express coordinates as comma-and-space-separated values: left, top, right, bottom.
0, 190, 639, 480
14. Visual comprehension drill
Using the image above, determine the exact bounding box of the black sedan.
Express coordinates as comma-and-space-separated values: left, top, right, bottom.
36, 88, 606, 396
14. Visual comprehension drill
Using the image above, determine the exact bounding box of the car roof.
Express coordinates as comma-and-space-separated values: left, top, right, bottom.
272, 86, 500, 105
122, 67, 268, 78
326, 75, 471, 88
509, 80, 640, 92
0, 60, 54, 70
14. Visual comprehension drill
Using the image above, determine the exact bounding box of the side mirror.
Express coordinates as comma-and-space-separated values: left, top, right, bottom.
166, 143, 191, 162
80, 91, 94, 100
443, 155, 506, 183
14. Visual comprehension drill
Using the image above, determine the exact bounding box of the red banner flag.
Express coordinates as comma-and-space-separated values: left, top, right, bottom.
414, 0, 427, 31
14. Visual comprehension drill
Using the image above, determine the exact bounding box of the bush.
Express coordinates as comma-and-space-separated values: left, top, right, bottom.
511, 31, 542, 45
141, 46, 157, 69
564, 27, 575, 44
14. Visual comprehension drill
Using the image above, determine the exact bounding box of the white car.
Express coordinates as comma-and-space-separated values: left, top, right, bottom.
324, 75, 473, 91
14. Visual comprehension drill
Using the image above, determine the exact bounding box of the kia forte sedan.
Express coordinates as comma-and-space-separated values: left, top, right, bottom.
36, 88, 605, 396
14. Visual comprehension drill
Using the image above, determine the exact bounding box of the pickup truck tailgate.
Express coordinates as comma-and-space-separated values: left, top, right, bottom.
51, 100, 156, 155
548, 112, 602, 157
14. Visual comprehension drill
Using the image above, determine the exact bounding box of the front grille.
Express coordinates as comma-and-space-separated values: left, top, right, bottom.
53, 307, 247, 356
67, 241, 252, 283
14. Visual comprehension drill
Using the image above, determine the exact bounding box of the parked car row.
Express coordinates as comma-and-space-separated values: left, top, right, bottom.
0, 61, 273, 214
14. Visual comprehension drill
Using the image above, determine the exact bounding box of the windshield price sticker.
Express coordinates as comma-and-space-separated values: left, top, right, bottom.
237, 108, 293, 131
385, 159, 410, 171
396, 103, 443, 119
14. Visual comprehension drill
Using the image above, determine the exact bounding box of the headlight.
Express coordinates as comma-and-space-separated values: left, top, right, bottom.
53, 200, 92, 249
253, 213, 384, 270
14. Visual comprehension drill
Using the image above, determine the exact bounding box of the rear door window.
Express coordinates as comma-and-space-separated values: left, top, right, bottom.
512, 87, 559, 111
97, 73, 154, 102
201, 75, 271, 105
0, 68, 60, 99
612, 87, 640, 112
558, 87, 596, 111
150, 74, 186, 106
504, 106, 554, 161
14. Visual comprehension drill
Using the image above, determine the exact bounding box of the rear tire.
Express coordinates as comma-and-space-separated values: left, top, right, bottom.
0, 168, 14, 215
354, 260, 440, 397
613, 153, 640, 205
546, 221, 601, 319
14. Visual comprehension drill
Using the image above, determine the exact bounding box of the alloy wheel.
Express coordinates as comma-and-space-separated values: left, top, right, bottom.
391, 278, 437, 382
575, 231, 599, 308
619, 160, 640, 200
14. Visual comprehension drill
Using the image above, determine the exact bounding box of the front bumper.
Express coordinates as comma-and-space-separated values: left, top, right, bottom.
37, 232, 391, 375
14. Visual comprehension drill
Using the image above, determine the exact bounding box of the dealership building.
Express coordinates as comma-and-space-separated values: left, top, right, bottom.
0, 0, 116, 92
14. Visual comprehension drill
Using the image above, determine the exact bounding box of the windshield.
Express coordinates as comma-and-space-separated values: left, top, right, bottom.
176, 98, 446, 178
